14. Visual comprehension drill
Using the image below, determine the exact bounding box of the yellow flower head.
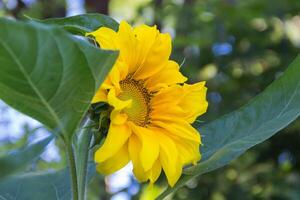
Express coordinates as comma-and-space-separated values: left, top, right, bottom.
88, 21, 208, 187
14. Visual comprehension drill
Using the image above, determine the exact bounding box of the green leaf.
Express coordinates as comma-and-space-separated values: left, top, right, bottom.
32, 13, 119, 35
0, 165, 96, 200
0, 136, 53, 179
158, 55, 300, 199
0, 18, 118, 140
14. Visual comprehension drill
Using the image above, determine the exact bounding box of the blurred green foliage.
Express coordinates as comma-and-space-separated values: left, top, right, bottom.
1, 0, 300, 199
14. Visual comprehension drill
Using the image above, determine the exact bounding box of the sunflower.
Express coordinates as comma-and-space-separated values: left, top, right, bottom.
87, 21, 208, 187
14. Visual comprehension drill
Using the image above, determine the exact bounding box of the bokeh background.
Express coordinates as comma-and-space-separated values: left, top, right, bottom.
1, 0, 300, 199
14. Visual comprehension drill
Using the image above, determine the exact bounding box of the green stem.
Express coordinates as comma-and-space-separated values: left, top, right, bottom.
77, 119, 93, 200
66, 142, 79, 200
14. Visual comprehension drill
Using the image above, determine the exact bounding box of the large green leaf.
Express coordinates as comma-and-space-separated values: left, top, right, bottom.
0, 18, 118, 140
0, 136, 53, 178
0, 165, 95, 200
33, 13, 119, 35
158, 55, 300, 199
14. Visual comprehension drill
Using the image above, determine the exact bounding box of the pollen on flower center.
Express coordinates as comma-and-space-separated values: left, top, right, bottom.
118, 76, 152, 126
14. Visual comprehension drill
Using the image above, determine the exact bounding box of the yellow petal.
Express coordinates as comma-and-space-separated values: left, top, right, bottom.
108, 65, 121, 91
110, 110, 128, 125
130, 122, 160, 171
179, 82, 208, 123
87, 21, 139, 77
115, 61, 129, 82
151, 85, 183, 118
94, 123, 131, 163
151, 84, 182, 106
133, 28, 170, 80
145, 61, 187, 91
148, 159, 162, 183
87, 27, 118, 50
128, 134, 148, 182
108, 61, 129, 91
107, 88, 131, 110
116, 21, 138, 70
96, 143, 130, 174
151, 82, 208, 123
92, 77, 115, 104
151, 104, 185, 120
132, 25, 158, 75
152, 119, 201, 143
154, 129, 182, 187
172, 137, 201, 165
92, 88, 107, 103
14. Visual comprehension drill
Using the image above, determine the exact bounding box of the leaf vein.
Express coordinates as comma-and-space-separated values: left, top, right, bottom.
0, 37, 67, 137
